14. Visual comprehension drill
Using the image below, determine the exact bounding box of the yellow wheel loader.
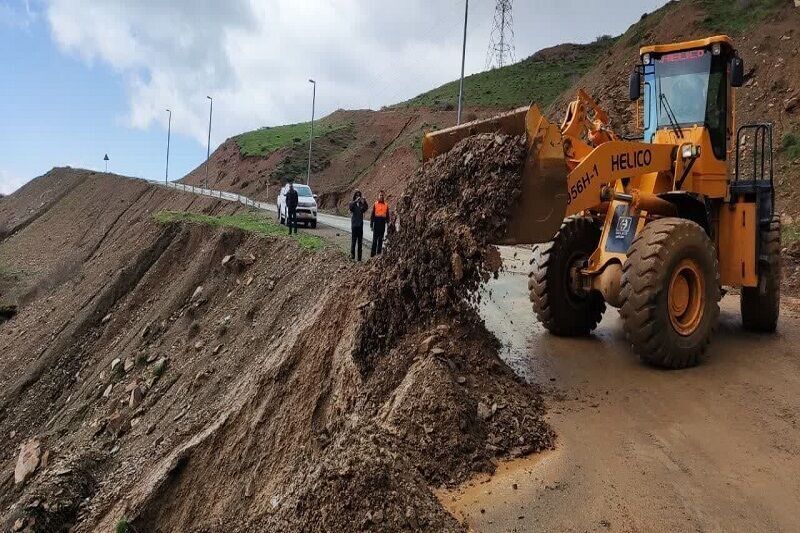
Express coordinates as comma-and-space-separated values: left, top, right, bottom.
423, 36, 779, 369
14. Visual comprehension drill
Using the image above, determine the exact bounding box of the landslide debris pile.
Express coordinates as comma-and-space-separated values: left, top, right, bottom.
355, 133, 526, 371
1, 153, 551, 533
267, 133, 552, 532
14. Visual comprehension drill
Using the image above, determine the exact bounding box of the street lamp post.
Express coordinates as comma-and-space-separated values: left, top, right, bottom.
457, 0, 469, 125
205, 96, 213, 190
165, 109, 172, 184
307, 79, 316, 186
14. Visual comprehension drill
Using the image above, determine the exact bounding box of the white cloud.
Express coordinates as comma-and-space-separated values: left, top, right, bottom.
0, 169, 31, 195
44, 0, 476, 148
43, 0, 669, 149
0, 0, 36, 29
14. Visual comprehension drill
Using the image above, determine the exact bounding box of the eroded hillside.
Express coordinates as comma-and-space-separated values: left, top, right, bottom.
1, 140, 552, 532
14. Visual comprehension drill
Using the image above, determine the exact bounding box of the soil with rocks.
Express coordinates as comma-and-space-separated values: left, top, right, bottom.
354, 133, 526, 371
0, 144, 552, 532
781, 242, 800, 298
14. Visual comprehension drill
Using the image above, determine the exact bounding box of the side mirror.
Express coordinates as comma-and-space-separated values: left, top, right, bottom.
313, 194, 319, 200
629, 70, 641, 101
731, 56, 744, 88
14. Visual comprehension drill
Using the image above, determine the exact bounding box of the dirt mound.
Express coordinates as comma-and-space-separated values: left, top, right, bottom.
279, 132, 552, 530
0, 167, 90, 242
270, 425, 462, 532
0, 163, 551, 532
355, 133, 526, 370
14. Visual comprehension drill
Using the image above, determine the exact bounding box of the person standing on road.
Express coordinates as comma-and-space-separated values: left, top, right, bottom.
286, 182, 299, 235
370, 190, 389, 257
349, 190, 369, 261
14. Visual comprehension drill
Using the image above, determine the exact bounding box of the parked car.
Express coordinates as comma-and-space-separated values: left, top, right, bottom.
277, 183, 318, 228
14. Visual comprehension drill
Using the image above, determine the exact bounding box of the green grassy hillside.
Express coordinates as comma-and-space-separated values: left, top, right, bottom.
396, 38, 615, 110
154, 211, 324, 250
235, 119, 352, 157
698, 0, 785, 32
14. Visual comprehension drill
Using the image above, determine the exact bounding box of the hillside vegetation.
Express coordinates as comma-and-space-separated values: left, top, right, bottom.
397, 39, 615, 110
235, 119, 353, 157
154, 210, 324, 250
699, 0, 786, 32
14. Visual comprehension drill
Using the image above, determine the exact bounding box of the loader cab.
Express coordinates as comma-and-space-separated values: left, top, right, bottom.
631, 36, 742, 163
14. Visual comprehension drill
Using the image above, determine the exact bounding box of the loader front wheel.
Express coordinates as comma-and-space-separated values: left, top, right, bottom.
741, 215, 780, 332
620, 218, 720, 369
529, 216, 606, 336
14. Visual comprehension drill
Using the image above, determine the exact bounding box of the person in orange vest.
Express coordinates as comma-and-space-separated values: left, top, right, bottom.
370, 190, 390, 257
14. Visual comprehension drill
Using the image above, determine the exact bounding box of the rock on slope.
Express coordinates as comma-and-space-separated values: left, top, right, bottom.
0, 143, 552, 532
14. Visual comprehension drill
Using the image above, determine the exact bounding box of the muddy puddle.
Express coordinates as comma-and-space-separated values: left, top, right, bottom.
435, 449, 560, 528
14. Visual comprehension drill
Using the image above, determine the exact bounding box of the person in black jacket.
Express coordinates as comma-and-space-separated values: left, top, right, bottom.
285, 182, 299, 235
370, 190, 390, 257
348, 190, 369, 261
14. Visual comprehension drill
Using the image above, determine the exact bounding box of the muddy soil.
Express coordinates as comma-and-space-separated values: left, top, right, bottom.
1, 150, 552, 532
440, 248, 800, 532
355, 133, 526, 370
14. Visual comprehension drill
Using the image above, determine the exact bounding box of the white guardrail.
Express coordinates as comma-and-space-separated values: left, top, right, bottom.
151, 180, 373, 243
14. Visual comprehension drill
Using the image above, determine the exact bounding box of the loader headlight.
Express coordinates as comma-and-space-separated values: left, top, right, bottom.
681, 144, 700, 159
642, 53, 651, 65
712, 43, 722, 56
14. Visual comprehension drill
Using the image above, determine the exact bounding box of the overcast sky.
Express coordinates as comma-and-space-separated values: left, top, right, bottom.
0, 0, 668, 194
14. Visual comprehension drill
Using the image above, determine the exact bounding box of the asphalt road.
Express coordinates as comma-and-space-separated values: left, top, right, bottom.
158, 181, 374, 242
440, 247, 800, 533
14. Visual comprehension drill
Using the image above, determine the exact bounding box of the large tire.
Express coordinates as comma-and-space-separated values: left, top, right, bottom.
528, 216, 606, 336
741, 215, 780, 332
620, 218, 720, 369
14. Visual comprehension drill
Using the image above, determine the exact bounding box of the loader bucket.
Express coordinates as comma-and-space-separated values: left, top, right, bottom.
422, 105, 568, 244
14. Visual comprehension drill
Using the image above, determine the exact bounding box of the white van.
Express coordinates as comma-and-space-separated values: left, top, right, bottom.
277, 183, 318, 228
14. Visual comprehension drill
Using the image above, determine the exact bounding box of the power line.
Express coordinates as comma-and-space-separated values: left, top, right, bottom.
486, 0, 515, 69
366, 0, 462, 108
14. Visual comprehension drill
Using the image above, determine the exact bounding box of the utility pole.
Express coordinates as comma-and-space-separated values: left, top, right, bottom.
165, 109, 172, 184
457, 0, 468, 125
205, 96, 213, 189
307, 79, 316, 187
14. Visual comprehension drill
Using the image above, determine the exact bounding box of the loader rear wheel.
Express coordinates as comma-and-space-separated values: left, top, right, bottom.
620, 218, 720, 369
529, 216, 605, 336
741, 215, 780, 332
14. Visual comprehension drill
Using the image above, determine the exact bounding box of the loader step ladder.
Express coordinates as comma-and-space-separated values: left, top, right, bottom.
732, 123, 776, 272
732, 123, 775, 226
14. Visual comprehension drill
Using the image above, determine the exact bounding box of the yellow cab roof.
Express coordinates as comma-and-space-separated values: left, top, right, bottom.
639, 35, 733, 56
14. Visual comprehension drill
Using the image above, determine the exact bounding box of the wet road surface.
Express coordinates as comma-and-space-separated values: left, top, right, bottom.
447, 247, 800, 533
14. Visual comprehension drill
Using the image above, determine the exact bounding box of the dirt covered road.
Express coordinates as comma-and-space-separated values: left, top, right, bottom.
442, 247, 800, 532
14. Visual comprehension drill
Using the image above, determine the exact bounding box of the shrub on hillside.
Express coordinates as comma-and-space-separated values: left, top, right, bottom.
781, 131, 800, 161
